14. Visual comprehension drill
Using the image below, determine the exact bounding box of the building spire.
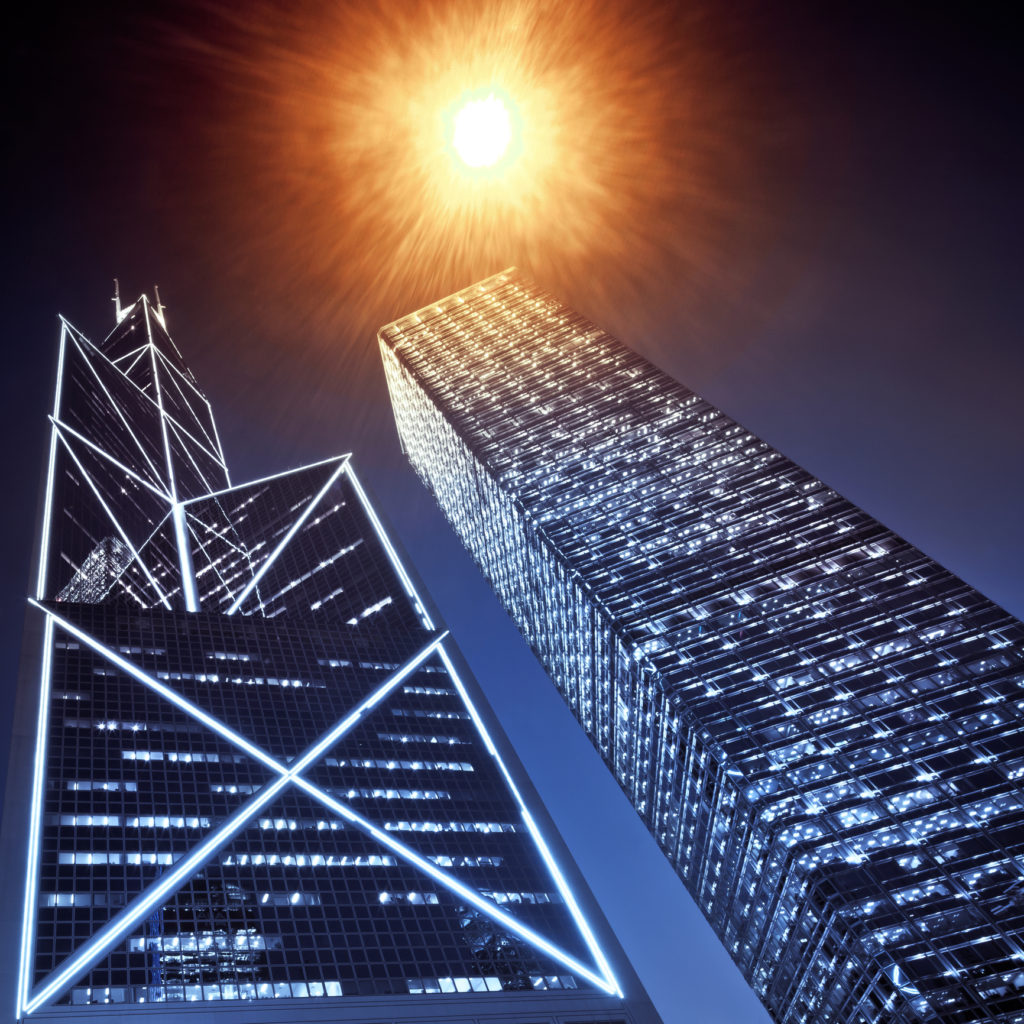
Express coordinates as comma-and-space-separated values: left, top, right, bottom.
112, 278, 121, 323
154, 284, 165, 323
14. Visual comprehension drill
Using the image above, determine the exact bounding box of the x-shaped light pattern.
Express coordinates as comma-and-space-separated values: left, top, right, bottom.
24, 311, 621, 1012
24, 603, 618, 1013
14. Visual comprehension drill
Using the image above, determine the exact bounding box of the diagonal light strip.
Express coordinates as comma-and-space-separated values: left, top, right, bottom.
159, 388, 226, 469
183, 507, 262, 605
164, 415, 220, 497
144, 301, 200, 614
181, 454, 348, 506
341, 460, 621, 995
206, 396, 232, 487
119, 346, 148, 379
436, 646, 622, 995
26, 770, 293, 1015
146, 302, 179, 502
53, 433, 173, 610
343, 462, 432, 627
152, 345, 224, 461
65, 329, 169, 493
29, 602, 445, 793
147, 304, 197, 385
152, 341, 209, 403
110, 342, 149, 366
185, 507, 253, 562
226, 460, 348, 615
50, 416, 172, 501
27, 434, 620, 1003
288, 777, 617, 993
30, 602, 281, 772
24, 610, 614, 1003
24, 606, 447, 1014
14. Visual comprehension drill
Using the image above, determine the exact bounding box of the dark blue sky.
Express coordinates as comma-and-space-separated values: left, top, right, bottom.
2, 3, 1021, 1021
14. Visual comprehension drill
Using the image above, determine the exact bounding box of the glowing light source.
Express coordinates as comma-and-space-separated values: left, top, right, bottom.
451, 92, 513, 169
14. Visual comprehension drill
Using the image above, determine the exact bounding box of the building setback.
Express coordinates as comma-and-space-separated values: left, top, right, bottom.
0, 290, 660, 1024
379, 268, 1024, 1024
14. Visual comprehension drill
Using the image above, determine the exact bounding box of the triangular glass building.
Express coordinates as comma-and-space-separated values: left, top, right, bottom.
378, 269, 1024, 1024
0, 291, 660, 1024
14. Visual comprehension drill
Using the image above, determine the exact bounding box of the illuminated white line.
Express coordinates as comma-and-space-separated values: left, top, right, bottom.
120, 346, 148, 379
23, 611, 610, 1004
159, 371, 224, 469
153, 342, 206, 400
110, 342, 149, 365
164, 415, 220, 495
145, 301, 178, 502
23, 615, 446, 1012
281, 633, 448, 779
340, 461, 620, 995
147, 304, 195, 384
181, 454, 348, 506
226, 461, 347, 615
180, 504, 257, 601
17, 614, 54, 1018
64, 328, 168, 490
67, 314, 164, 420
49, 416, 171, 501
33, 614, 608, 992
132, 507, 180, 590
206, 397, 231, 484
54, 434, 172, 610
30, 605, 445, 791
184, 507, 251, 561
144, 300, 203, 615
183, 507, 261, 604
35, 325, 68, 599
343, 462, 432, 627
289, 779, 616, 993
100, 300, 136, 340
437, 645, 621, 995
520, 807, 621, 995
158, 391, 225, 468
25, 773, 293, 1014
172, 503, 200, 612
32, 604, 280, 773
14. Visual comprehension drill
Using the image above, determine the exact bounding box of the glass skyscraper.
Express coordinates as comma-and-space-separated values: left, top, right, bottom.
378, 268, 1024, 1024
0, 290, 660, 1024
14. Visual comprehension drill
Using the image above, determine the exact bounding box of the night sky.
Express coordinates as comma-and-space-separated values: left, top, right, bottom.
2, 3, 1021, 1022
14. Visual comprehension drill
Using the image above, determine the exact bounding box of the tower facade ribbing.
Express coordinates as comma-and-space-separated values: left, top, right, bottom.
379, 268, 1024, 1024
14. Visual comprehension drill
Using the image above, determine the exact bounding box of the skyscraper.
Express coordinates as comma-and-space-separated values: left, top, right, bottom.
0, 290, 660, 1024
378, 268, 1024, 1024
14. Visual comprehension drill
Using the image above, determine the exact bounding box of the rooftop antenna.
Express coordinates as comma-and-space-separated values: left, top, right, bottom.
112, 278, 121, 322
154, 284, 166, 323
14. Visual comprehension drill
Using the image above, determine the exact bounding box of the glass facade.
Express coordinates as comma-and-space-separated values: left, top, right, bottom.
379, 269, 1024, 1024
6, 293, 657, 1024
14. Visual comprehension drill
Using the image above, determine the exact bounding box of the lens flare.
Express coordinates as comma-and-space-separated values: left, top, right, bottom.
450, 92, 515, 170
163, 0, 782, 367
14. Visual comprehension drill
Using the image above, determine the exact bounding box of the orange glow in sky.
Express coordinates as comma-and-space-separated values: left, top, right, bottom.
184, 0, 771, 348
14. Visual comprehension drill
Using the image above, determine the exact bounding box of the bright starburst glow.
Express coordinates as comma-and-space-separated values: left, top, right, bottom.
450, 92, 515, 169
183, 0, 773, 350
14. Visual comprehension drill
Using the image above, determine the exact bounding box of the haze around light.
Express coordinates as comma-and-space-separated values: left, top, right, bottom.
183, 0, 761, 345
